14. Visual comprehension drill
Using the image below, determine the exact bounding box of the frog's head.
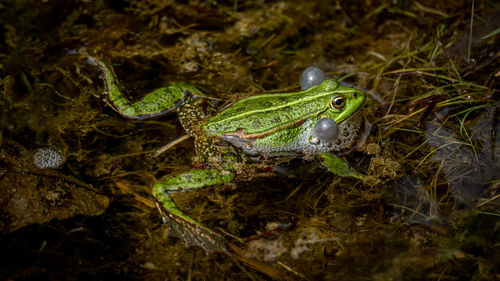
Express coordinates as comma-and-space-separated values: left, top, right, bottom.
307, 78, 365, 143
315, 78, 365, 123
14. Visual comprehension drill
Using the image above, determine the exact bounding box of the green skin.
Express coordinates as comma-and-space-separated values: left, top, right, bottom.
89, 57, 366, 253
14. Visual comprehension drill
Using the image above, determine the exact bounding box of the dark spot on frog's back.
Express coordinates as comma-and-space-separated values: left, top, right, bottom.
276, 96, 289, 103
223, 123, 233, 131
250, 119, 261, 127
262, 101, 273, 108
210, 123, 225, 133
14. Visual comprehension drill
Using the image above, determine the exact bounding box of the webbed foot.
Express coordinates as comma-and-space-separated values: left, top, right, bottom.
154, 198, 227, 254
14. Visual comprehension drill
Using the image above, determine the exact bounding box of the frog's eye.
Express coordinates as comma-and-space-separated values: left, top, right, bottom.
330, 96, 345, 110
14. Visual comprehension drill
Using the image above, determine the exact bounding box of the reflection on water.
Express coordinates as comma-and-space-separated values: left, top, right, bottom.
391, 103, 499, 231
424, 104, 500, 205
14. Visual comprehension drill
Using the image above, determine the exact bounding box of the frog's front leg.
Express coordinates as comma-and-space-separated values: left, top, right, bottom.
319, 152, 364, 180
152, 167, 235, 253
88, 57, 204, 120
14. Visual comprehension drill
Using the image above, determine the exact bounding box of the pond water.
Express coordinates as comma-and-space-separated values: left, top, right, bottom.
1, 1, 499, 280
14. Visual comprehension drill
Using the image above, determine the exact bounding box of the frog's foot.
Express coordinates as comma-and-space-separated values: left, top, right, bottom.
319, 152, 364, 180
87, 57, 204, 120
152, 168, 235, 253
154, 196, 227, 254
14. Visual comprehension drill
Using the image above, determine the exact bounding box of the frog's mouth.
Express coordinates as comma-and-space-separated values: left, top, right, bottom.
336, 113, 370, 155
341, 110, 360, 123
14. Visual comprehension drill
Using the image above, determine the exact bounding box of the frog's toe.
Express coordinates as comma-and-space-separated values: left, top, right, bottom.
319, 152, 364, 180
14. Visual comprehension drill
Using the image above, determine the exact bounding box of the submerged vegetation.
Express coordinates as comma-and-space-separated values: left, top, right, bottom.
0, 0, 499, 280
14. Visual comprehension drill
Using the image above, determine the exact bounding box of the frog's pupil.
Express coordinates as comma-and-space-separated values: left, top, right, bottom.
336, 99, 343, 105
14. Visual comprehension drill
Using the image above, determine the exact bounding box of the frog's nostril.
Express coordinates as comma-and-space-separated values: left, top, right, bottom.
353, 92, 357, 98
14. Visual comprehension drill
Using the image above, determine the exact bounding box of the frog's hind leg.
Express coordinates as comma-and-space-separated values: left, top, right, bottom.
88, 57, 203, 120
152, 168, 234, 253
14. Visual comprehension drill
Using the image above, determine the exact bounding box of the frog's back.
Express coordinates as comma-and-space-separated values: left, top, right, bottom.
203, 79, 340, 138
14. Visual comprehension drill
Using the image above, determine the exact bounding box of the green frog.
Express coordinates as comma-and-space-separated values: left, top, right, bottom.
89, 58, 366, 253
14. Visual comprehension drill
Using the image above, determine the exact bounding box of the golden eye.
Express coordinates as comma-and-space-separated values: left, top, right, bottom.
330, 96, 345, 110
